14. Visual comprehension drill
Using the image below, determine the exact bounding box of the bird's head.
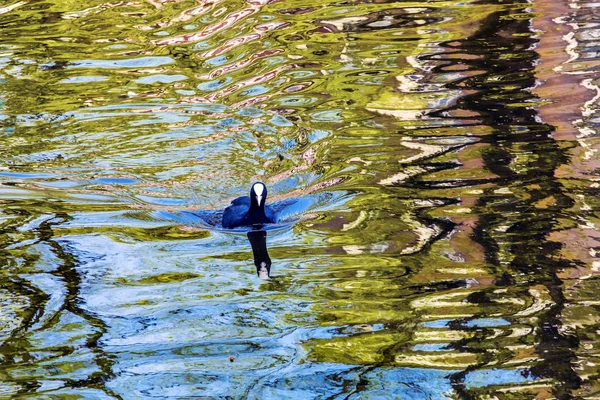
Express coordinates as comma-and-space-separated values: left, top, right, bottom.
250, 182, 267, 208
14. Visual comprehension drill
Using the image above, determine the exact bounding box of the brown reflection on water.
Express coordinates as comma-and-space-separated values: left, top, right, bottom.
532, 0, 600, 397
433, 8, 580, 397
303, 0, 591, 397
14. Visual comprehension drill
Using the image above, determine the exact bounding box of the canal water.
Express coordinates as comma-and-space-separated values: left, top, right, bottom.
0, 0, 598, 398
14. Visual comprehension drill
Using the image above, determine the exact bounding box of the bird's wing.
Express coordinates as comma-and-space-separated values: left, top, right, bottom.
230, 196, 251, 206
222, 204, 248, 228
264, 205, 277, 223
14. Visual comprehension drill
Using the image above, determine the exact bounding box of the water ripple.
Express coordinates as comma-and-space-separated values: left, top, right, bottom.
0, 0, 598, 398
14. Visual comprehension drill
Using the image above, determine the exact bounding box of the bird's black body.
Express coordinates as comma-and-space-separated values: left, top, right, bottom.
222, 182, 276, 229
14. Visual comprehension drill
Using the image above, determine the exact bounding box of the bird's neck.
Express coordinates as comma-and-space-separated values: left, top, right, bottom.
250, 197, 264, 210
250, 203, 265, 216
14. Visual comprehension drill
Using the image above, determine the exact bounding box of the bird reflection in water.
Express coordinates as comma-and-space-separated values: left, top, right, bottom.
246, 226, 271, 279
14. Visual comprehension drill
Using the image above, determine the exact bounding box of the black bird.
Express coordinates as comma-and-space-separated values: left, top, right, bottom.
222, 182, 276, 229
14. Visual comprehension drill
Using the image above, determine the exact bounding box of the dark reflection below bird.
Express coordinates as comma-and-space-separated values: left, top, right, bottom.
247, 228, 271, 279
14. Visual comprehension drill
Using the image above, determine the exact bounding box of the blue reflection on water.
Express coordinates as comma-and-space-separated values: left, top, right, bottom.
94, 177, 139, 185
0, 171, 56, 179
465, 368, 533, 389
422, 318, 511, 329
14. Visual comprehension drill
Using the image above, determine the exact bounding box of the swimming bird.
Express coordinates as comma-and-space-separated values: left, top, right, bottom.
222, 182, 276, 229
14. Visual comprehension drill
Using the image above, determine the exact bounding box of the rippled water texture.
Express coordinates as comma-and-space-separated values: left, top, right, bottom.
0, 0, 599, 398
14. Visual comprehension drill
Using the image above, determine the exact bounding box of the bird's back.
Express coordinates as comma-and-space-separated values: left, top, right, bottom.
222, 195, 276, 229
230, 196, 251, 206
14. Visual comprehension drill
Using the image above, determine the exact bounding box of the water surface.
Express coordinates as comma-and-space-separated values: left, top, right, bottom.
0, 0, 599, 398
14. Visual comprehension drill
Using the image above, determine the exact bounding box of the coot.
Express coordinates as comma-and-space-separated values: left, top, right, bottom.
222, 182, 276, 229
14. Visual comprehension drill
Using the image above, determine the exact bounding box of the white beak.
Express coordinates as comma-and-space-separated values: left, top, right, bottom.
256, 195, 262, 205
258, 262, 269, 279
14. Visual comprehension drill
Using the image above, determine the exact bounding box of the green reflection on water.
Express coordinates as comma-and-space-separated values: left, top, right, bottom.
0, 0, 597, 398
